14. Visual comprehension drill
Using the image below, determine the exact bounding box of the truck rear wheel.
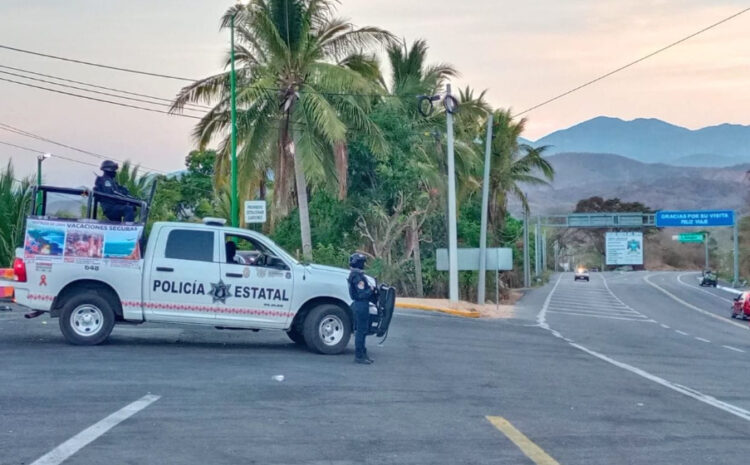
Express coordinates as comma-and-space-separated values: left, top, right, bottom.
59, 291, 116, 345
286, 326, 306, 345
303, 304, 351, 354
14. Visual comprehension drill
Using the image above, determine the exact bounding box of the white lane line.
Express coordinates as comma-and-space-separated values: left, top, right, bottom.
548, 298, 629, 308
546, 305, 641, 316
660, 324, 670, 329
538, 274, 750, 424
695, 337, 711, 343
675, 330, 690, 336
676, 273, 734, 304
546, 310, 654, 322
723, 345, 745, 353
600, 274, 648, 318
30, 394, 160, 465
644, 274, 748, 330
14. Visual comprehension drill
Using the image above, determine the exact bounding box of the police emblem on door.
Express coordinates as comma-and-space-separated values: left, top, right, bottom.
210, 280, 232, 304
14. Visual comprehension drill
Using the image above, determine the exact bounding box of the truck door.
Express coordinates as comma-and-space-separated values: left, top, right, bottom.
216, 231, 293, 329
145, 227, 220, 324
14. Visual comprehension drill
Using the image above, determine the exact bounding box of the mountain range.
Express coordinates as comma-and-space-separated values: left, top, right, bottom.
507, 117, 750, 213
511, 152, 749, 215
526, 116, 750, 168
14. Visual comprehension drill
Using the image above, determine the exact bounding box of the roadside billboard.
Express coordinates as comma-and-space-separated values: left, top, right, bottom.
605, 232, 643, 265
24, 219, 143, 268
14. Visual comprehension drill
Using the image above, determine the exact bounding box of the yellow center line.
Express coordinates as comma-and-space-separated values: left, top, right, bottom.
486, 416, 561, 465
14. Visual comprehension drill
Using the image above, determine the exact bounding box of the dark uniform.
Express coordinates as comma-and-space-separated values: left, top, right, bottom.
348, 253, 374, 364
95, 160, 136, 222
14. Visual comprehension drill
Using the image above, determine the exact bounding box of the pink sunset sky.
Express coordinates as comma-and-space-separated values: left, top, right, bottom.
0, 0, 748, 185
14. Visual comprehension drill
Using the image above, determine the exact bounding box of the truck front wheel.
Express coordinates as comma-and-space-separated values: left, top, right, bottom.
59, 291, 116, 345
303, 304, 352, 355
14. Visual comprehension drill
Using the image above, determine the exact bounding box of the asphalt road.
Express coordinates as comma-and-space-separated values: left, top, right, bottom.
2, 271, 750, 464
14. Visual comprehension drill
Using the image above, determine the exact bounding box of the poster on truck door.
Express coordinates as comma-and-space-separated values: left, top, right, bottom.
605, 232, 643, 265
24, 219, 143, 265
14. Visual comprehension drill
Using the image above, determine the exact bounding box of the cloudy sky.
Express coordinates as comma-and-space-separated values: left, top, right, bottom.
0, 0, 748, 185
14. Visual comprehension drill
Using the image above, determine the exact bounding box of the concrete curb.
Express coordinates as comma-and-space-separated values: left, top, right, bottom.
396, 301, 481, 318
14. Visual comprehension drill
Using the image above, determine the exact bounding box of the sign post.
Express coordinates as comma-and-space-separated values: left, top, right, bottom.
244, 201, 267, 224
605, 232, 643, 266
674, 232, 705, 243
656, 210, 734, 227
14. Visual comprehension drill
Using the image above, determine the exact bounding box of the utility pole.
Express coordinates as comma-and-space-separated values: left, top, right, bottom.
445, 84, 459, 302
733, 215, 739, 287
704, 232, 709, 270
229, 11, 239, 227
523, 209, 530, 287
477, 114, 493, 305
542, 230, 547, 271
534, 216, 541, 277
554, 240, 559, 272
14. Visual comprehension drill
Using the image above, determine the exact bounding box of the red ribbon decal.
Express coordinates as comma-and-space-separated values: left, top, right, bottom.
39, 274, 47, 286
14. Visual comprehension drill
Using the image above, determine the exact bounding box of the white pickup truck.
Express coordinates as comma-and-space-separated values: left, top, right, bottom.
13, 215, 375, 354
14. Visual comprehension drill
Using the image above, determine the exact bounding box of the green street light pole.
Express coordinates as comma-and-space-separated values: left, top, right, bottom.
230, 11, 239, 227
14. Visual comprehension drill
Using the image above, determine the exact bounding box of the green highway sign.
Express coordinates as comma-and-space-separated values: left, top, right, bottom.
674, 232, 705, 243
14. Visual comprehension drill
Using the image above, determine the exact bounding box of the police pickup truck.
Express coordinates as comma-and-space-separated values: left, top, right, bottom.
12, 186, 393, 354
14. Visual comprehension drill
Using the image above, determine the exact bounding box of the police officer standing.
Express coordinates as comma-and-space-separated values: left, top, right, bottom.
348, 253, 375, 364
95, 160, 136, 222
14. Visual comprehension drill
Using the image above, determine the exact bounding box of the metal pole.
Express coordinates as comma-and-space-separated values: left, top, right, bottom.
36, 156, 42, 215
477, 114, 493, 304
542, 230, 547, 271
534, 217, 541, 277
554, 240, 559, 272
704, 232, 709, 270
523, 209, 530, 287
230, 13, 239, 227
445, 84, 459, 302
733, 216, 739, 287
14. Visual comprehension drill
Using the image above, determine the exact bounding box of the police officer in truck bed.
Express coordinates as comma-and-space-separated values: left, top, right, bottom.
95, 160, 136, 222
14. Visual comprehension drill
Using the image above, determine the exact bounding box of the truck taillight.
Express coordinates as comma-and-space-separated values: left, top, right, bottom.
13, 258, 26, 282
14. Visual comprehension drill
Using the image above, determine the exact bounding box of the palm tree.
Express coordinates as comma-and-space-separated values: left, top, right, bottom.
115, 161, 155, 199
0, 162, 31, 266
488, 109, 555, 232
171, 0, 392, 260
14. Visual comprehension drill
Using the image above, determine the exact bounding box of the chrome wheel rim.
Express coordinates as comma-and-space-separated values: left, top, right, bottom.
70, 305, 104, 337
319, 315, 344, 346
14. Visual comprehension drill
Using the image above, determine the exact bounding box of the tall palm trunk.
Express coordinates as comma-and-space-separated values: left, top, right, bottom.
290, 141, 313, 260
273, 124, 296, 226
284, 111, 313, 261
334, 141, 348, 200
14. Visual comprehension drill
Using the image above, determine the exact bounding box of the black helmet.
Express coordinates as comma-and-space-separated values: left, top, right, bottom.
349, 253, 366, 270
100, 160, 119, 173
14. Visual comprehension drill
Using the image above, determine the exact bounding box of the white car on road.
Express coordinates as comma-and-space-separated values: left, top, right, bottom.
574, 268, 590, 282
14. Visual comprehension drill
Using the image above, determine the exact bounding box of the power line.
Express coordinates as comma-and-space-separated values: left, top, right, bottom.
0, 65, 211, 110
0, 76, 202, 119
0, 68, 207, 113
513, 6, 750, 117
0, 44, 195, 82
0, 139, 101, 168
0, 64, 210, 110
0, 44, 415, 101
0, 122, 169, 174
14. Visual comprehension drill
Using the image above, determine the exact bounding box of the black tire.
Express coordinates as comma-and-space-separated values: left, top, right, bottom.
731, 312, 737, 319
58, 290, 116, 345
303, 304, 351, 355
286, 326, 306, 345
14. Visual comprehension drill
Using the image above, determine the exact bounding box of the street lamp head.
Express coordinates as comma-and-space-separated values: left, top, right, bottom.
38, 152, 52, 161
